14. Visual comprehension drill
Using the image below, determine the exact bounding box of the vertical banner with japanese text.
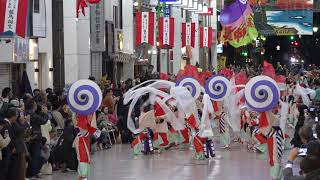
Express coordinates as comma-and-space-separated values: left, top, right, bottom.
181, 22, 195, 48
90, 0, 105, 52
136, 11, 155, 46
0, 0, 28, 37
199, 26, 213, 48
158, 16, 174, 48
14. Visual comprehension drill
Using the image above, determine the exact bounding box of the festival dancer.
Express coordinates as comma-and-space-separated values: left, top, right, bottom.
153, 100, 170, 150
254, 111, 284, 180
73, 113, 97, 180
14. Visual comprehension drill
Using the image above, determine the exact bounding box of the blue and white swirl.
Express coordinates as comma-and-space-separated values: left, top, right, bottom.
205, 75, 230, 101
244, 76, 280, 112
176, 76, 201, 99
67, 80, 102, 115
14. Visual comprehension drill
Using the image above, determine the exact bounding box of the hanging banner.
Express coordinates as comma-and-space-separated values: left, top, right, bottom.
158, 17, 174, 48
181, 22, 195, 48
0, 0, 28, 38
90, 0, 105, 52
136, 11, 155, 46
199, 26, 213, 48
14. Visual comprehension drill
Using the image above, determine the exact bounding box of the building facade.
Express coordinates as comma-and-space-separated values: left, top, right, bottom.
0, 0, 219, 93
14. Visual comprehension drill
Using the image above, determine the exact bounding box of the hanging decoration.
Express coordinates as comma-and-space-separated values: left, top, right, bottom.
199, 26, 213, 48
76, 0, 102, 18
181, 22, 196, 48
136, 11, 155, 46
219, 0, 258, 48
0, 0, 28, 38
158, 17, 174, 48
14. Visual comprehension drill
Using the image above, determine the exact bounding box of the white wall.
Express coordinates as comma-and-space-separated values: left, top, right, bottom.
38, 0, 53, 89
121, 0, 134, 79
0, 41, 13, 63
104, 0, 113, 21
160, 49, 168, 73
26, 61, 38, 90
32, 0, 47, 37
210, 0, 218, 71
172, 7, 183, 74
63, 0, 91, 84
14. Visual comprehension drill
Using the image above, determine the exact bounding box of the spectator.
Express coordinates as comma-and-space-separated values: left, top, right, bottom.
0, 123, 10, 161
33, 89, 41, 96
0, 87, 13, 118
1, 87, 12, 103
52, 102, 65, 130
299, 125, 317, 146
41, 103, 53, 144
291, 105, 309, 147
6, 108, 27, 180
0, 117, 11, 180
61, 119, 76, 171
101, 89, 115, 113
283, 141, 320, 180
26, 100, 49, 178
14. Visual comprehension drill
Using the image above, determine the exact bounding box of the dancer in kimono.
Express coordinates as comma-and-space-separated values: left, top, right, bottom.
153, 101, 170, 150
73, 113, 97, 180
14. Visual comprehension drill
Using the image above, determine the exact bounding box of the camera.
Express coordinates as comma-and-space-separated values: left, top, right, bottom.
298, 148, 307, 157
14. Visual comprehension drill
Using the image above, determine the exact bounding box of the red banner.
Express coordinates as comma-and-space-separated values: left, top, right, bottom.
136, 11, 155, 46
181, 22, 195, 48
0, 0, 28, 37
158, 17, 174, 48
199, 26, 213, 48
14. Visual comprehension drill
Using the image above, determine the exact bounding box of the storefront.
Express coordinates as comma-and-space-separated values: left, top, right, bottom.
0, 37, 29, 96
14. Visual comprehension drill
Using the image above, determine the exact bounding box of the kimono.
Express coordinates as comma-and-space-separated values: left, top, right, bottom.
73, 114, 97, 179
153, 102, 169, 149
253, 112, 284, 180
216, 111, 231, 147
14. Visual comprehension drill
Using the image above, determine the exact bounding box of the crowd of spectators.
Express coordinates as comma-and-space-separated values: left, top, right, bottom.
0, 76, 134, 179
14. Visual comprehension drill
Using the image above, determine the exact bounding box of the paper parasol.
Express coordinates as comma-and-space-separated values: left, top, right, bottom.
244, 76, 280, 112
67, 79, 102, 115
176, 76, 201, 99
205, 75, 231, 101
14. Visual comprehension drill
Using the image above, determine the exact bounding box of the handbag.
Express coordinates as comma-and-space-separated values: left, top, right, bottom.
40, 162, 53, 175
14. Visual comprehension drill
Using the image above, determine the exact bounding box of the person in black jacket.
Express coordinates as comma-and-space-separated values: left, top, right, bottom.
0, 107, 14, 180
6, 107, 27, 180
26, 100, 49, 178
291, 104, 309, 147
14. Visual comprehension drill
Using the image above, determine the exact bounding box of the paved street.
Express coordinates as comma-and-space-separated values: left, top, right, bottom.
42, 144, 295, 180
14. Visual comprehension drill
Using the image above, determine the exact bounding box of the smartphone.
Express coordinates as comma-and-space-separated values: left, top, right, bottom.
309, 108, 315, 112
298, 148, 307, 156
